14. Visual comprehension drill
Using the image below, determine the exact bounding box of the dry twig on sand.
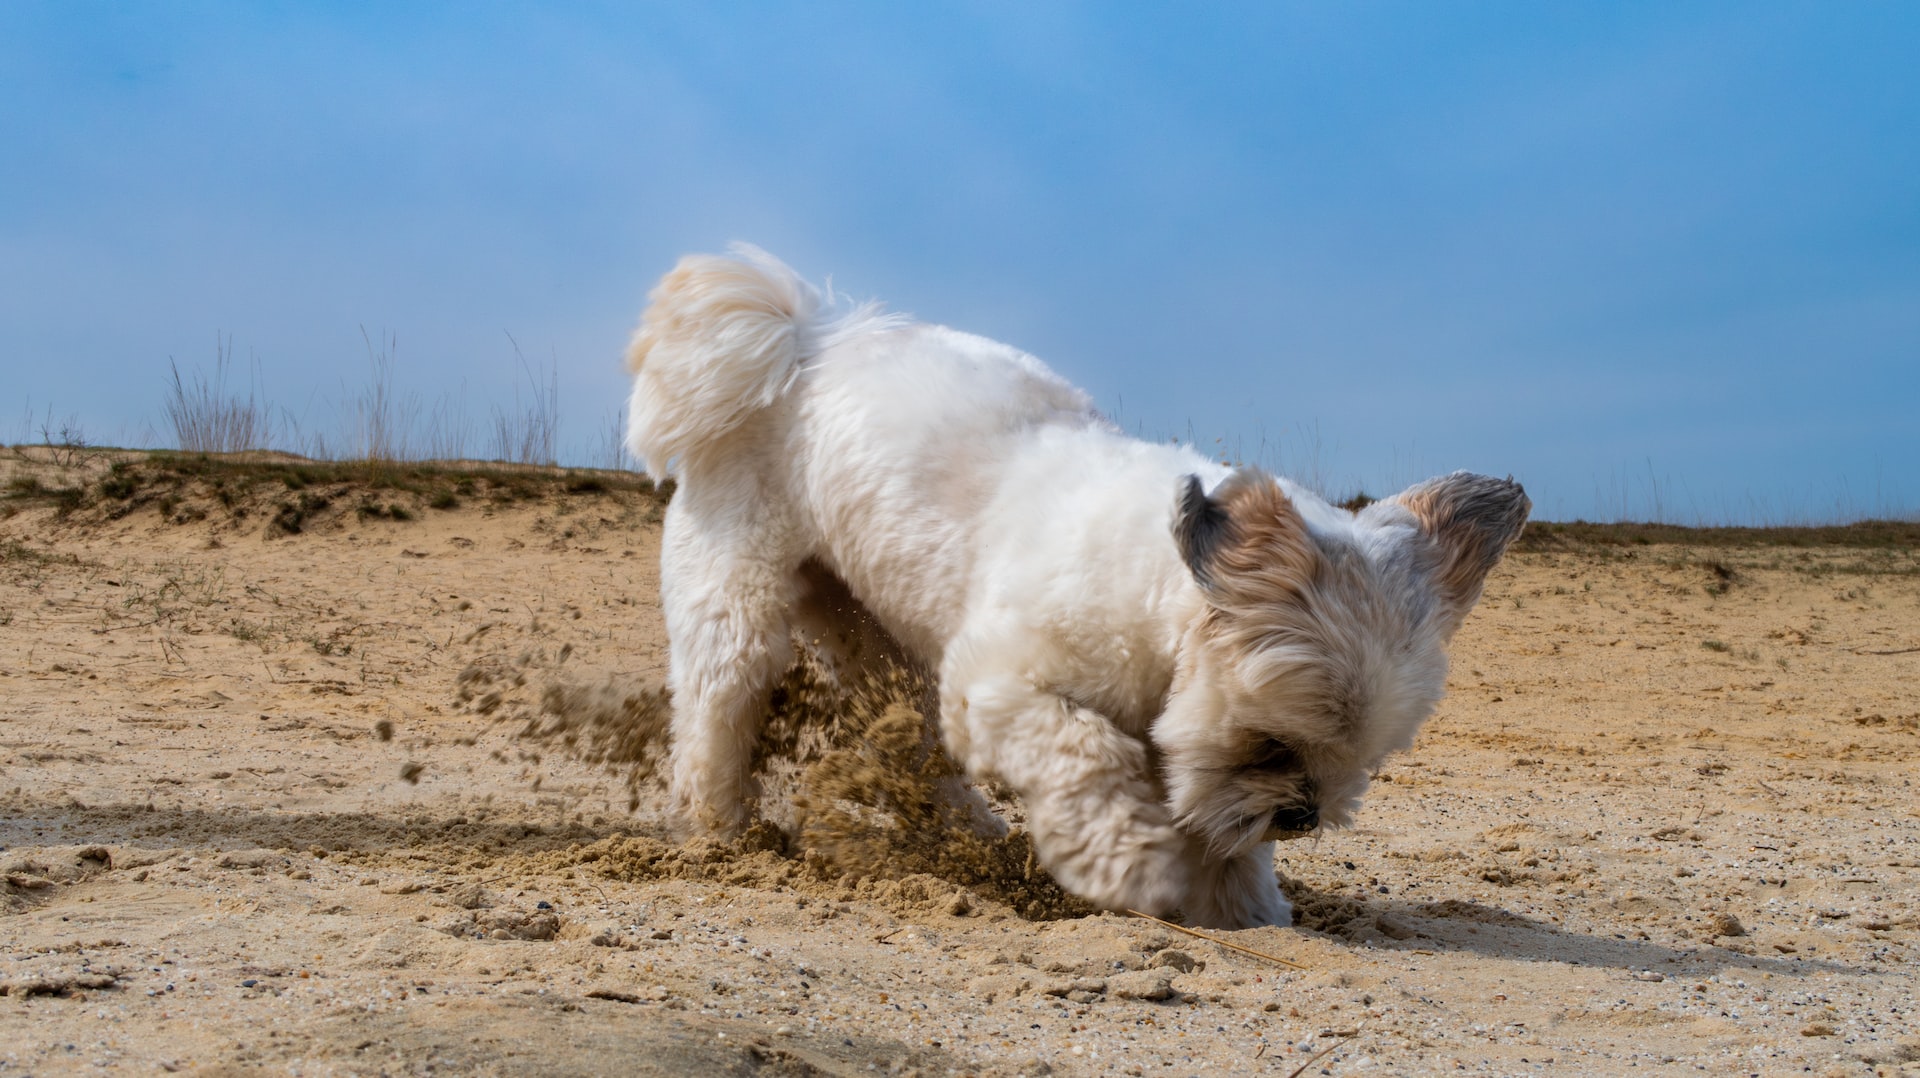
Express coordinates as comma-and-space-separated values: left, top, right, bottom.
1284, 1037, 1348, 1078
1125, 909, 1309, 970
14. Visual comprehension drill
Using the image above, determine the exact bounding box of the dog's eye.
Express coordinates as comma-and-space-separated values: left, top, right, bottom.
1251, 739, 1300, 771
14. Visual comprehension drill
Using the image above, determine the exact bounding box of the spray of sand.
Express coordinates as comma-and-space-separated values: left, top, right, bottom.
462, 647, 1089, 919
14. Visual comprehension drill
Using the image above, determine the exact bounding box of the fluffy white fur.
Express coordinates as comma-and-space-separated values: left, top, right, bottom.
627, 246, 1529, 928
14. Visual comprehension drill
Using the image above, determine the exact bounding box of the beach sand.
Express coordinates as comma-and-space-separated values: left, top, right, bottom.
2, 449, 1915, 1076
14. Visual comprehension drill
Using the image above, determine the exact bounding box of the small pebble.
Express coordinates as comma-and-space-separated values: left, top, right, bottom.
1148, 949, 1197, 973
1706, 912, 1746, 937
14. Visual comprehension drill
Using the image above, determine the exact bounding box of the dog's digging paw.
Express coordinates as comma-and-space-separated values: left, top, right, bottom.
1177, 847, 1294, 928
1182, 883, 1293, 930
668, 785, 751, 841
1039, 823, 1189, 917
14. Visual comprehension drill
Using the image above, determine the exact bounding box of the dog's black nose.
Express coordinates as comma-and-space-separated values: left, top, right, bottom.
1271, 805, 1318, 833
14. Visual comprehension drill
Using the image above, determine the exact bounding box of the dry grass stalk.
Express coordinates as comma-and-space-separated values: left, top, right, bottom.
1284, 1037, 1348, 1078
1125, 908, 1310, 970
354, 328, 417, 464
165, 337, 271, 454
489, 333, 558, 465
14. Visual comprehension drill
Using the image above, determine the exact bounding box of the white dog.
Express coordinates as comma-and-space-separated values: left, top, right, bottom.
625, 246, 1528, 928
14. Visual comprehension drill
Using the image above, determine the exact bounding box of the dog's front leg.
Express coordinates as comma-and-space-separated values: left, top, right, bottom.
1177, 841, 1293, 929
942, 673, 1186, 916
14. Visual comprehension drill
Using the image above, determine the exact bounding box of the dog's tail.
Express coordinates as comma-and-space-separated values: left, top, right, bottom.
625, 244, 889, 476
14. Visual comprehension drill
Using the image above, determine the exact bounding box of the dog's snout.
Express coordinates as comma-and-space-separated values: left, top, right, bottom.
1270, 805, 1318, 833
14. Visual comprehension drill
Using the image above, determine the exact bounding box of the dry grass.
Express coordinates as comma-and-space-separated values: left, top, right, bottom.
155, 329, 582, 470
352, 329, 414, 464
1124, 908, 1309, 970
1516, 518, 1920, 551
165, 337, 271, 454
489, 334, 560, 466
1, 447, 668, 530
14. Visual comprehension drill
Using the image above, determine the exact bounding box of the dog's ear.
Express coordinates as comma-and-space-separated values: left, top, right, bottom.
1385, 472, 1530, 633
1173, 471, 1317, 605
1173, 475, 1234, 589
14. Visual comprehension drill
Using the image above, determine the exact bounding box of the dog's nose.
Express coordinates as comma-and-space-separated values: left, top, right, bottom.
1270, 805, 1318, 833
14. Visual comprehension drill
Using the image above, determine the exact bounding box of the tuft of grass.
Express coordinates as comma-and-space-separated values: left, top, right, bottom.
1700, 639, 1731, 653
425, 388, 473, 462
356, 500, 413, 522
354, 328, 416, 465
590, 407, 631, 472
98, 462, 139, 500
268, 493, 332, 537
1, 538, 53, 566
225, 618, 273, 646
489, 333, 559, 466
309, 635, 351, 656
6, 475, 87, 514
165, 338, 271, 453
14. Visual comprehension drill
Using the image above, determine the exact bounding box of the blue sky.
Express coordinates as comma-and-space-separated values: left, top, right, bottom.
3, 3, 1915, 522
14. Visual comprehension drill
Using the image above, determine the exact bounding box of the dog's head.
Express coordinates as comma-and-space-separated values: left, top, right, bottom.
1156, 468, 1529, 859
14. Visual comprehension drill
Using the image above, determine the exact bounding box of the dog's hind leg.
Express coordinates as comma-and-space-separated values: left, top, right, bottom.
941, 661, 1188, 916
661, 486, 805, 838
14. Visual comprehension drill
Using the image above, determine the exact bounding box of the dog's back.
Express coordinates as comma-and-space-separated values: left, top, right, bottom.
625, 245, 1119, 661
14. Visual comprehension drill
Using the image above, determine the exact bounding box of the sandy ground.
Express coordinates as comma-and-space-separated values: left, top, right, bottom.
1, 450, 1917, 1077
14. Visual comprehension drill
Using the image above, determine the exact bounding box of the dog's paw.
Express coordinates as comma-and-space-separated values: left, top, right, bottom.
668, 778, 750, 840
933, 776, 1009, 839
1182, 880, 1293, 930
1035, 819, 1188, 916
1178, 846, 1294, 929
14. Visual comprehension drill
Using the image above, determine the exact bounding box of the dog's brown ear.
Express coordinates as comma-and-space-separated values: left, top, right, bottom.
1173, 475, 1233, 589
1387, 472, 1530, 632
1173, 471, 1317, 606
